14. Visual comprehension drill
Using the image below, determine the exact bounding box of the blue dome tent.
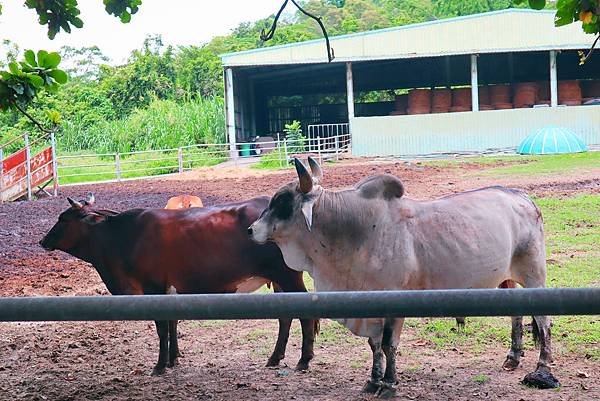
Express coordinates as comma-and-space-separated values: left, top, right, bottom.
517, 125, 589, 155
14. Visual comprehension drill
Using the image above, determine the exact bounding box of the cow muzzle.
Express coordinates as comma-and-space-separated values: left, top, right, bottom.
39, 238, 54, 251
247, 221, 269, 244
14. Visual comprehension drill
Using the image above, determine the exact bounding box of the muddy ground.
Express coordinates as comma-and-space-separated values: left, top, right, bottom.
0, 159, 598, 400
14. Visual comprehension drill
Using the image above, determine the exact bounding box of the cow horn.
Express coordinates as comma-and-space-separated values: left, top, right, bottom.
294, 158, 313, 194
67, 197, 83, 209
307, 157, 323, 184
86, 192, 95, 205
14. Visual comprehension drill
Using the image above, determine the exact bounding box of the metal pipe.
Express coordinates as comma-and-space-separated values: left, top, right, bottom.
550, 50, 558, 107
0, 288, 598, 322
470, 54, 479, 112
50, 132, 58, 196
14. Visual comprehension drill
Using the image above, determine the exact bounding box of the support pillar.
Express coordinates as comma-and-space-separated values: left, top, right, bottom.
225, 68, 238, 159
550, 50, 558, 107
346, 62, 355, 133
470, 54, 479, 112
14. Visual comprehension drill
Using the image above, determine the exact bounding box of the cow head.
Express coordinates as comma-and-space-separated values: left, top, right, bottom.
40, 193, 107, 252
248, 157, 323, 244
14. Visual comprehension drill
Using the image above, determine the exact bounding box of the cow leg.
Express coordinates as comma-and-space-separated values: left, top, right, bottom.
363, 335, 385, 394
267, 284, 292, 367
502, 316, 523, 371
167, 320, 179, 368
269, 273, 317, 371
378, 318, 404, 399
153, 320, 169, 375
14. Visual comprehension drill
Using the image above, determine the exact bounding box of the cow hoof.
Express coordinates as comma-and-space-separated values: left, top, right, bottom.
502, 356, 520, 371
295, 360, 310, 372
521, 370, 560, 389
362, 380, 382, 394
377, 384, 398, 399
266, 357, 282, 368
152, 366, 166, 376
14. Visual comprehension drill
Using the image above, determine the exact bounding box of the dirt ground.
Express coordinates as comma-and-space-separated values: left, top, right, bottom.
1, 159, 598, 401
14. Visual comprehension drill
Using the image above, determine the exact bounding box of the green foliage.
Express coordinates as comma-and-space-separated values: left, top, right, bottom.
514, 0, 599, 35
0, 50, 67, 115
58, 97, 226, 153
16, 0, 140, 39
284, 120, 307, 153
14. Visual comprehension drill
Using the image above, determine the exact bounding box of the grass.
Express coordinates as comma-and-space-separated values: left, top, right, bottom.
56, 149, 226, 185
425, 151, 600, 177
473, 374, 490, 384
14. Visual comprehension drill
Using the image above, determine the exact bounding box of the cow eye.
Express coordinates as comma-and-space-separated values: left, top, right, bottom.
270, 192, 293, 220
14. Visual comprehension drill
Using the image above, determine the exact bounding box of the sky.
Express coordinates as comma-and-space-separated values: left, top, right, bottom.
0, 0, 286, 64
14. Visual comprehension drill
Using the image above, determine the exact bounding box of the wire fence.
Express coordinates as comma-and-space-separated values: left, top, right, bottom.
56, 131, 352, 185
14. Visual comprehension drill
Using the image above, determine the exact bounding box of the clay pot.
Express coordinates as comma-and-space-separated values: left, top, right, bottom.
431, 88, 452, 112
490, 84, 511, 105
513, 82, 539, 108
408, 89, 431, 114
494, 102, 513, 110
558, 80, 582, 105
452, 88, 472, 109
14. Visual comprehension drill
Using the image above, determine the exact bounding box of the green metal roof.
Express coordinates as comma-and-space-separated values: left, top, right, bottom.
221, 9, 593, 67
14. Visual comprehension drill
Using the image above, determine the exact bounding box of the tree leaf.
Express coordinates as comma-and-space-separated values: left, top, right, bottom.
24, 50, 37, 67
8, 62, 20, 75
48, 69, 68, 84
44, 52, 62, 69
26, 74, 45, 88
528, 0, 546, 10
37, 50, 48, 67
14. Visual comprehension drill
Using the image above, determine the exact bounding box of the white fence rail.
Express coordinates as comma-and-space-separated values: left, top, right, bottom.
57, 133, 351, 185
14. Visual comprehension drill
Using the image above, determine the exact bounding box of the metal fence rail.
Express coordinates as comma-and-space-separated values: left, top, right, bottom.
56, 133, 352, 186
0, 288, 598, 322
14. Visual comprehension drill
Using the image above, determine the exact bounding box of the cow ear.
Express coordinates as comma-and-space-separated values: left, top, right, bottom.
67, 197, 83, 209
307, 157, 323, 184
301, 200, 314, 232
295, 158, 313, 194
86, 192, 95, 206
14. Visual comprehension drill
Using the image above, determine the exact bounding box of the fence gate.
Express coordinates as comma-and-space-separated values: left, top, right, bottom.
0, 132, 58, 203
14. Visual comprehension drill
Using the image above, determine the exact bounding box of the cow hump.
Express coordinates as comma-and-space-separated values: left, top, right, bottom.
356, 174, 404, 200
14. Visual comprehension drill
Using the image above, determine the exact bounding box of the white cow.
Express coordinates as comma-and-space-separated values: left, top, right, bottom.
249, 157, 557, 397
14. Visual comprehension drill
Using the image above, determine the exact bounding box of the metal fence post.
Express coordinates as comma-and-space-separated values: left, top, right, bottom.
284, 139, 289, 165
24, 133, 32, 201
50, 132, 58, 196
335, 135, 340, 161
178, 148, 183, 173
276, 133, 282, 169
115, 153, 121, 182
317, 136, 322, 164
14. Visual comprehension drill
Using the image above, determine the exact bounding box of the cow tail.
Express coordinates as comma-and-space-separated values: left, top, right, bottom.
531, 316, 540, 348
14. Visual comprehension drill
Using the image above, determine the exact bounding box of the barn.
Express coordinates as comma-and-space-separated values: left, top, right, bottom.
220, 9, 600, 157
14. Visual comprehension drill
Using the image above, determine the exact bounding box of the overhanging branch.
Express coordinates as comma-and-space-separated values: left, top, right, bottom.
262, 0, 334, 62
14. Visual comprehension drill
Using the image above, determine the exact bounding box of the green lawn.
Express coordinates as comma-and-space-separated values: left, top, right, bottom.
427, 151, 600, 177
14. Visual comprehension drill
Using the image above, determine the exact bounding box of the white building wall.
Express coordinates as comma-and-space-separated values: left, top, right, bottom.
351, 106, 600, 156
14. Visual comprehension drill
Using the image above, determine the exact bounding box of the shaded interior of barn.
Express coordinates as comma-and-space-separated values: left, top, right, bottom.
231, 50, 600, 141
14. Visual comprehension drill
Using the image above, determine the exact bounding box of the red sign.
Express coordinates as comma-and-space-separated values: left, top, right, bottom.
1, 146, 54, 202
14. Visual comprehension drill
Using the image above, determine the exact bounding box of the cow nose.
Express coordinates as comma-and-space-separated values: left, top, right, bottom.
247, 227, 253, 236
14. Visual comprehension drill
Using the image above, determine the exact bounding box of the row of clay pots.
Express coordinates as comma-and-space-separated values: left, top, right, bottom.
390, 79, 599, 116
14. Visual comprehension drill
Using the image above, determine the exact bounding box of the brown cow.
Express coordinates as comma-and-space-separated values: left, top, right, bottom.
164, 194, 204, 209
40, 193, 317, 375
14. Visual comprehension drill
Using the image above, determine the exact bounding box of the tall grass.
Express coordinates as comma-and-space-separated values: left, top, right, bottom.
58, 97, 226, 153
